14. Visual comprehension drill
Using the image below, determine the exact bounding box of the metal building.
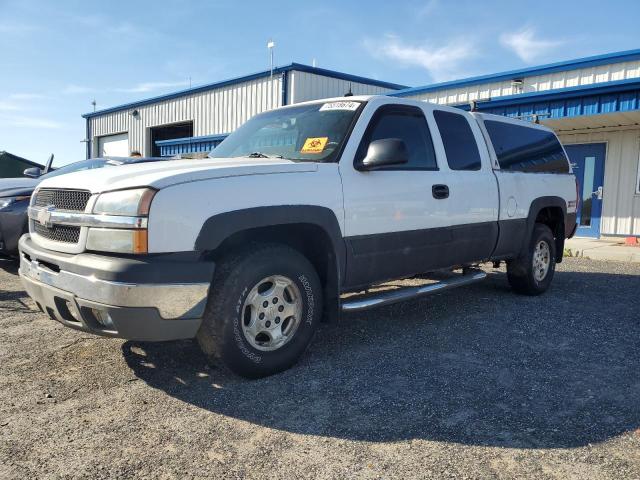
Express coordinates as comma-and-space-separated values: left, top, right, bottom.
82, 50, 640, 240
391, 49, 640, 239
82, 63, 406, 159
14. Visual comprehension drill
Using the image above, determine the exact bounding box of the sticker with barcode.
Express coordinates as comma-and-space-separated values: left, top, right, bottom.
319, 101, 360, 111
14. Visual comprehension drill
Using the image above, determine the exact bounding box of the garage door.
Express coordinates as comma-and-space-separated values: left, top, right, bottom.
98, 133, 129, 157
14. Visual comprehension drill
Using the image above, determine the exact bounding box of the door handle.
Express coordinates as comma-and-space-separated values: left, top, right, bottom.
432, 184, 449, 199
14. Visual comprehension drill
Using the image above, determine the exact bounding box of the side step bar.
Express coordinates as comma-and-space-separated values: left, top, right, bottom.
341, 269, 487, 313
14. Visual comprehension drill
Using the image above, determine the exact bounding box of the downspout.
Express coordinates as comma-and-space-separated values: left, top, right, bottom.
281, 70, 288, 106
85, 118, 92, 159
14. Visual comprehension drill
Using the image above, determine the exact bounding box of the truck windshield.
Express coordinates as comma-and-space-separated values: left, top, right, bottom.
209, 100, 363, 162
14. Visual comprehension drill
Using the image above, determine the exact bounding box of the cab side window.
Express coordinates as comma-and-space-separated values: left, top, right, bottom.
484, 120, 570, 173
433, 110, 482, 171
356, 105, 437, 170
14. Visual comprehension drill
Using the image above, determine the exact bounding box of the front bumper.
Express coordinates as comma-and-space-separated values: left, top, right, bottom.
0, 200, 29, 255
18, 235, 214, 341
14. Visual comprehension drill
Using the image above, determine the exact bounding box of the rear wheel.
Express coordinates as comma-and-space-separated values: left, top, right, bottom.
197, 243, 322, 378
507, 223, 556, 295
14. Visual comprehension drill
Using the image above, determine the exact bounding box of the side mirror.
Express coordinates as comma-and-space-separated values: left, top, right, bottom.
23, 167, 42, 178
356, 138, 409, 171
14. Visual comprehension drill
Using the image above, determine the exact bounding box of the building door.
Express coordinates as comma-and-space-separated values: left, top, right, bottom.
565, 143, 606, 238
150, 121, 194, 157
98, 133, 129, 157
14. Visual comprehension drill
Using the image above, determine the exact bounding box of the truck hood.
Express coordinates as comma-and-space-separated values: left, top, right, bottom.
36, 157, 318, 193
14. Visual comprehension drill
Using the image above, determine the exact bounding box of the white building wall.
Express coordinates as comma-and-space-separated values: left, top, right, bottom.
88, 70, 398, 157
402, 60, 640, 105
558, 128, 640, 236
89, 75, 283, 157
287, 71, 394, 103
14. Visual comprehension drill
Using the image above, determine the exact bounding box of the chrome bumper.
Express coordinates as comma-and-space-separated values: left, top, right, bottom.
19, 253, 209, 320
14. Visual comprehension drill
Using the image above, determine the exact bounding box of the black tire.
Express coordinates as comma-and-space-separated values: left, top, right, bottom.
197, 243, 323, 378
507, 223, 556, 296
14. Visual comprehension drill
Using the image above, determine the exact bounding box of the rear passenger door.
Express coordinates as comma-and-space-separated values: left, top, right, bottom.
339, 101, 497, 288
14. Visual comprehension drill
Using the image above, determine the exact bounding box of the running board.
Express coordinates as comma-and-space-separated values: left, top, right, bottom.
341, 269, 487, 313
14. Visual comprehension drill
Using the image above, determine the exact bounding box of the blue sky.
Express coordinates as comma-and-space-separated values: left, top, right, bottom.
1, 0, 639, 166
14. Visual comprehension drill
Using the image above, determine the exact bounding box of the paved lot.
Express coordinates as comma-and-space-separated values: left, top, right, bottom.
1, 257, 639, 479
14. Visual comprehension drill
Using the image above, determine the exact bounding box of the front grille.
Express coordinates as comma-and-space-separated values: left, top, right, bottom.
34, 222, 81, 243
35, 189, 91, 212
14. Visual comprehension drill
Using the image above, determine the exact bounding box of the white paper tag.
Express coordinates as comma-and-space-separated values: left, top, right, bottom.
319, 101, 360, 112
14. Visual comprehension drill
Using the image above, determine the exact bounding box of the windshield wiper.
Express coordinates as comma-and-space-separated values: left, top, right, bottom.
244, 152, 285, 159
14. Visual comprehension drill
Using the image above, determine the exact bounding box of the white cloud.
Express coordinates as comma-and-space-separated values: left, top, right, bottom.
417, 0, 439, 18
0, 93, 46, 111
364, 34, 475, 82
8, 93, 46, 100
500, 27, 563, 63
0, 115, 62, 129
62, 81, 189, 96
0, 101, 20, 112
62, 84, 96, 95
115, 81, 190, 94
0, 22, 36, 34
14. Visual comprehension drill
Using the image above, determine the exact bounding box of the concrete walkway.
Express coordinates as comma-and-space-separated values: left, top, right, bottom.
565, 237, 640, 263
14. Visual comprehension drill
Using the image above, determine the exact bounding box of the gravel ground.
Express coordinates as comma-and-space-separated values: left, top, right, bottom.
1, 257, 639, 479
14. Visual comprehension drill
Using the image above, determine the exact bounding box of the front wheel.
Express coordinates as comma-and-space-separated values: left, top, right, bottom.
197, 244, 323, 378
507, 223, 556, 295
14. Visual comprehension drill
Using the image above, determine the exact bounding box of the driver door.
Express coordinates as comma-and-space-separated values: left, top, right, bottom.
338, 102, 454, 287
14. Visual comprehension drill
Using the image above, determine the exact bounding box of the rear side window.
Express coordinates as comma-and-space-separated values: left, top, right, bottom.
433, 110, 482, 170
484, 120, 570, 173
357, 105, 437, 170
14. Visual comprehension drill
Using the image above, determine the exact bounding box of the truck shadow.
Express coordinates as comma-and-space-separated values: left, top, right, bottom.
0, 256, 18, 275
122, 266, 640, 449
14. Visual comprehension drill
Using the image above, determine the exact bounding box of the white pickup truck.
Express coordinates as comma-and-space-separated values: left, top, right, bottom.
19, 96, 578, 378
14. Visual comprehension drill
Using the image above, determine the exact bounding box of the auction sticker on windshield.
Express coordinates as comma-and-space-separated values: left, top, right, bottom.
301, 137, 329, 154
319, 101, 360, 111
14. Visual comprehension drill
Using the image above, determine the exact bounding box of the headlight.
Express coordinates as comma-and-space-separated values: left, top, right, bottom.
93, 188, 156, 216
87, 188, 155, 254
86, 228, 148, 254
0, 195, 30, 210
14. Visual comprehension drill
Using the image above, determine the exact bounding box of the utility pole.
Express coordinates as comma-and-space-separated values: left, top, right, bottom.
268, 40, 275, 78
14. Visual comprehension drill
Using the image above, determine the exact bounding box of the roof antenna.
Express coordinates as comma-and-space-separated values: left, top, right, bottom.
91, 99, 97, 112
345, 82, 353, 97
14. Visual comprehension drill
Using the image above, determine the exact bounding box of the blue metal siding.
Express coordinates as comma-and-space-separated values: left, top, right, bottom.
456, 78, 640, 121
619, 92, 637, 111
155, 134, 228, 157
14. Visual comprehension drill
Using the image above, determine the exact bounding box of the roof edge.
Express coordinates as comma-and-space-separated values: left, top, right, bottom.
452, 76, 640, 110
391, 48, 640, 97
82, 63, 407, 119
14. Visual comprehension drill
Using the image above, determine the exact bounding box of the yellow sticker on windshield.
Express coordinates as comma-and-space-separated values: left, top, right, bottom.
301, 137, 328, 154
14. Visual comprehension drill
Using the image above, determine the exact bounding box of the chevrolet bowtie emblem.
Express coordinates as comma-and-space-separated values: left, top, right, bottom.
37, 205, 55, 228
